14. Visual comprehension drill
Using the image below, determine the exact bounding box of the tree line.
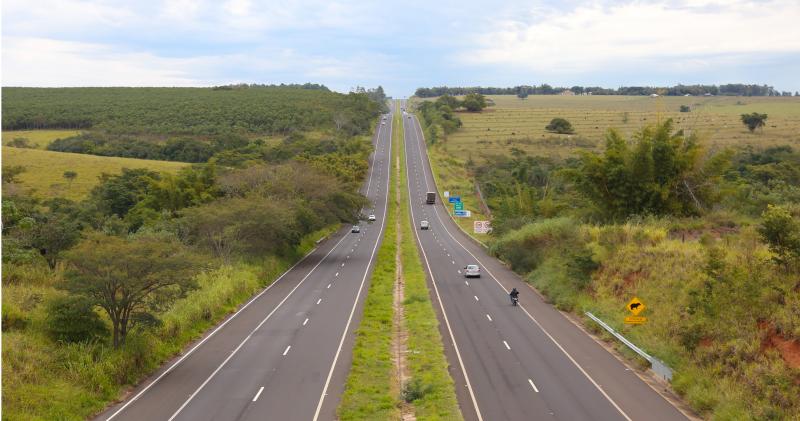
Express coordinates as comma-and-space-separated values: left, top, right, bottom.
415, 84, 794, 98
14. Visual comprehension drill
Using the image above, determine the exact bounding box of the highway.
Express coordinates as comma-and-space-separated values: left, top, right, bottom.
96, 108, 394, 421
401, 102, 689, 421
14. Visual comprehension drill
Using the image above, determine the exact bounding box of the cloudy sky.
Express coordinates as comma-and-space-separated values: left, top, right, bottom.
3, 0, 799, 95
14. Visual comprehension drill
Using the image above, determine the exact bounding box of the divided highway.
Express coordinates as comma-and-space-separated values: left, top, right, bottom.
402, 102, 689, 421
97, 109, 394, 421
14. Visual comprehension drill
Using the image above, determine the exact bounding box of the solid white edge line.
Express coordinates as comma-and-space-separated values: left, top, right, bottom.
252, 386, 265, 402
403, 110, 484, 421
283, 345, 291, 356
408, 114, 633, 421
165, 232, 351, 421
311, 109, 393, 421
103, 229, 341, 421
528, 379, 539, 393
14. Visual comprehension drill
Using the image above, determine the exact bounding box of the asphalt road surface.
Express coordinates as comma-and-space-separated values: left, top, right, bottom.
97, 109, 394, 421
401, 102, 689, 421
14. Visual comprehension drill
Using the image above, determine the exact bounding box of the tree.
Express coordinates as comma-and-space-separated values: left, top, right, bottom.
461, 93, 487, 112
28, 213, 81, 269
758, 204, 800, 270
6, 137, 32, 148
545, 118, 574, 134
680, 105, 690, 112
63, 170, 78, 188
3, 165, 26, 184
740, 112, 768, 132
517, 90, 529, 100
63, 233, 201, 347
46, 295, 108, 343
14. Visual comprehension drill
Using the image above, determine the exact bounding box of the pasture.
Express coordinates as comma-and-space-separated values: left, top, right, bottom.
3, 129, 82, 149
438, 95, 800, 161
3, 146, 188, 200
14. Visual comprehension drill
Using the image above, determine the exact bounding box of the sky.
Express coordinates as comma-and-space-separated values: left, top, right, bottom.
3, 0, 800, 96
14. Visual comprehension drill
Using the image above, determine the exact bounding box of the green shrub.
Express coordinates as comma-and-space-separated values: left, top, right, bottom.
46, 295, 108, 343
402, 378, 434, 403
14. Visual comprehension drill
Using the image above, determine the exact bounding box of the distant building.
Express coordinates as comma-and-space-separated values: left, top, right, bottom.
560, 90, 575, 96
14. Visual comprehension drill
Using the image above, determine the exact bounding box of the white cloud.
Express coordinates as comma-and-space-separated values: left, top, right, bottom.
459, 0, 800, 73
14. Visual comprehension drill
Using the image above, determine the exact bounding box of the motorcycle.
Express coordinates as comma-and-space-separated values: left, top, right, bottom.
510, 295, 519, 306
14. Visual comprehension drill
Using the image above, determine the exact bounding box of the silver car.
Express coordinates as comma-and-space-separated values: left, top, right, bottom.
420, 220, 429, 230
464, 264, 481, 278
351, 225, 361, 233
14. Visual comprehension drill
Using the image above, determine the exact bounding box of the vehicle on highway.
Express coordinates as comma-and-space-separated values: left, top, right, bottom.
420, 220, 429, 230
351, 225, 360, 233
426, 191, 436, 204
368, 214, 376, 221
381, 121, 386, 125
464, 264, 481, 278
510, 287, 520, 306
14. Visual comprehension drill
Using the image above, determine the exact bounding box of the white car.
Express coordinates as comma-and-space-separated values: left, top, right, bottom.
420, 220, 429, 230
368, 214, 376, 222
351, 225, 361, 233
464, 264, 481, 278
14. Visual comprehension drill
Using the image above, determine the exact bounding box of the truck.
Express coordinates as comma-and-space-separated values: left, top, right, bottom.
426, 192, 436, 204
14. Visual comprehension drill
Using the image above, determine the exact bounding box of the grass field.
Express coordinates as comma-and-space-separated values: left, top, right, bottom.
2, 130, 82, 149
3, 146, 188, 200
431, 95, 800, 161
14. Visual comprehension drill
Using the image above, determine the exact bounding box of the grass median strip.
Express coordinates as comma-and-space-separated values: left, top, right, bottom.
400, 106, 464, 420
337, 116, 401, 421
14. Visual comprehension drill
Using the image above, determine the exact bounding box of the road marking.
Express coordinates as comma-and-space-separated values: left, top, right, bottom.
474, 295, 479, 301
503, 341, 511, 350
486, 314, 492, 322
162, 232, 352, 421
341, 263, 345, 267
327, 283, 331, 289
458, 270, 462, 274
407, 113, 632, 421
104, 228, 349, 421
313, 109, 393, 421
303, 318, 309, 326
283, 345, 291, 356
465, 280, 469, 285
452, 260, 455, 265
316, 298, 322, 305
528, 378, 539, 393
403, 116, 484, 421
347, 255, 350, 259
252, 386, 264, 402
335, 272, 339, 277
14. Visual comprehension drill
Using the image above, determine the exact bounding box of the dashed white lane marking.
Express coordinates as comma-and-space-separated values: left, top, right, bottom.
341, 263, 345, 267
528, 378, 539, 393
503, 341, 511, 350
465, 280, 469, 286
303, 318, 309, 326
335, 272, 339, 277
316, 298, 322, 305
252, 386, 265, 402
347, 255, 350, 259
327, 283, 331, 289
282, 345, 291, 356
452, 260, 455, 265
458, 270, 462, 274
486, 314, 492, 322
474, 295, 479, 301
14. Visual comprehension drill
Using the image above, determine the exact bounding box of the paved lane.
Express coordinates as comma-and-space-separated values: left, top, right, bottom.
97, 108, 394, 421
401, 101, 688, 421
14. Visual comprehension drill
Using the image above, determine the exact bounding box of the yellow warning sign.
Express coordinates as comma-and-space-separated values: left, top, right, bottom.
624, 316, 647, 325
626, 297, 645, 316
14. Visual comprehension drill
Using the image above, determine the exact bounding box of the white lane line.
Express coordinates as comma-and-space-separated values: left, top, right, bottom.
403, 115, 483, 421
528, 379, 539, 393
503, 341, 511, 350
313, 110, 393, 421
486, 314, 492, 322
316, 298, 322, 305
105, 230, 346, 421
452, 260, 455, 265
303, 318, 309, 326
474, 295, 479, 301
341, 263, 345, 267
465, 280, 469, 286
458, 270, 462, 274
347, 255, 350, 259
163, 232, 352, 421
327, 283, 331, 289
252, 386, 265, 402
407, 114, 631, 421
335, 272, 339, 277
283, 345, 291, 356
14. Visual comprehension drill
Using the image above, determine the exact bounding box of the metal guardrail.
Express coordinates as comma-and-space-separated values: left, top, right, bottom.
585, 312, 673, 382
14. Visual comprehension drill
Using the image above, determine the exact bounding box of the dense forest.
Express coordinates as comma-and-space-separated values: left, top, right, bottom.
415, 84, 794, 98
2, 86, 385, 419
1, 86, 383, 135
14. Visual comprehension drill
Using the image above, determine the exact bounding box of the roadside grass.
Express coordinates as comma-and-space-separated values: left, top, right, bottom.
399, 109, 464, 420
2, 146, 188, 200
2, 129, 81, 148
1, 225, 338, 421
337, 116, 401, 421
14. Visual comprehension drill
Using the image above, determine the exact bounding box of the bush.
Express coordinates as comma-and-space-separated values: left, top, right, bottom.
46, 295, 108, 343
401, 378, 434, 403
680, 105, 691, 112
545, 118, 574, 134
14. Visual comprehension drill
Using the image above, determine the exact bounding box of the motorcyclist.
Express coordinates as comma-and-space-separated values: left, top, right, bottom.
509, 288, 520, 305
